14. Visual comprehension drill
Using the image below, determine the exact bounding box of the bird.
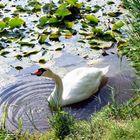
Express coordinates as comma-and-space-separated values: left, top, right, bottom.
31, 66, 109, 108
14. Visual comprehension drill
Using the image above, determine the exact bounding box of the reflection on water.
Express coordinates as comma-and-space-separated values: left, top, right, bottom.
0, 53, 136, 132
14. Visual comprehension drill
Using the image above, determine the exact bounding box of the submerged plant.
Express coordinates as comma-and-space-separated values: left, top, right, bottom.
121, 0, 140, 74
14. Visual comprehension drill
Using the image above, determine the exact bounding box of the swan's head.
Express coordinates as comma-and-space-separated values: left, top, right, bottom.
31, 68, 54, 78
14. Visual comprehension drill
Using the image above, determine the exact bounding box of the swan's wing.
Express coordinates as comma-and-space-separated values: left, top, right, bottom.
62, 68, 103, 105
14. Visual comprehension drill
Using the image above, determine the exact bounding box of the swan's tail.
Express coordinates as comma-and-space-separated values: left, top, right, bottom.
101, 65, 110, 75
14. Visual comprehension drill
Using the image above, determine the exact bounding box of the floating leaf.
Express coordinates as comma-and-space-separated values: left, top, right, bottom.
85, 15, 99, 24
38, 34, 48, 44
104, 30, 115, 38
116, 37, 128, 49
93, 5, 101, 13
18, 41, 35, 47
98, 41, 113, 49
39, 58, 46, 64
90, 40, 113, 49
15, 66, 23, 70
64, 31, 73, 39
39, 16, 49, 26
85, 6, 91, 11
16, 5, 30, 12
55, 47, 63, 51
0, 3, 5, 8
55, 4, 71, 18
117, 42, 128, 49
88, 40, 100, 45
15, 54, 22, 60
23, 50, 39, 57
3, 17, 10, 23
0, 21, 6, 29
66, 0, 78, 6
81, 22, 89, 28
107, 1, 115, 5
64, 21, 73, 29
108, 11, 122, 17
92, 27, 103, 35
48, 17, 59, 24
112, 20, 124, 30
8, 17, 25, 28
28, 0, 41, 6
33, 4, 41, 11
49, 32, 61, 41
78, 40, 85, 43
0, 51, 10, 56
116, 37, 127, 43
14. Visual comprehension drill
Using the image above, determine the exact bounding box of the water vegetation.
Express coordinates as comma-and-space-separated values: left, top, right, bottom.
0, 0, 126, 68
119, 0, 140, 74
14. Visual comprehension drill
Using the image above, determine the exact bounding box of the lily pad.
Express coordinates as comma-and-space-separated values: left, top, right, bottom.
78, 40, 85, 43
85, 6, 91, 12
66, 0, 78, 6
92, 27, 103, 36
0, 3, 6, 8
49, 32, 61, 41
98, 41, 113, 49
23, 50, 39, 57
39, 16, 49, 26
85, 15, 99, 24
107, 1, 115, 5
48, 16, 59, 24
116, 37, 128, 49
55, 4, 71, 19
3, 17, 10, 23
88, 40, 100, 45
108, 11, 122, 17
117, 42, 128, 49
93, 5, 101, 13
0, 51, 10, 56
64, 31, 73, 39
15, 66, 23, 70
15, 54, 22, 60
112, 20, 124, 30
90, 40, 113, 49
38, 58, 46, 64
16, 5, 31, 12
18, 42, 35, 47
38, 34, 48, 44
32, 4, 41, 11
116, 37, 127, 43
104, 30, 115, 38
64, 21, 73, 29
0, 21, 6, 29
8, 17, 25, 28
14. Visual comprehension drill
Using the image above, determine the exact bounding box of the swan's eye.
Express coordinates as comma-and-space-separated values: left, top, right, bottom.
38, 68, 47, 73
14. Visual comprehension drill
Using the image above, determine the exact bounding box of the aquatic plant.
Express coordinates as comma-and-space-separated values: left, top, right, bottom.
121, 0, 140, 74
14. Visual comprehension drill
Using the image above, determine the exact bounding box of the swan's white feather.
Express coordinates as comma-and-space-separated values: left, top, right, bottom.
61, 66, 109, 106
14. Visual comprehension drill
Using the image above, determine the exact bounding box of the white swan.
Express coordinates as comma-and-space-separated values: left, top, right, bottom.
31, 66, 109, 107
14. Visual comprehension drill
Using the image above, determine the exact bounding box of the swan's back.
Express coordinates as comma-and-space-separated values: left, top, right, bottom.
62, 66, 109, 106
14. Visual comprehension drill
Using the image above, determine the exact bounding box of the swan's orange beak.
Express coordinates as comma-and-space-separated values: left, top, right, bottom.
31, 70, 42, 76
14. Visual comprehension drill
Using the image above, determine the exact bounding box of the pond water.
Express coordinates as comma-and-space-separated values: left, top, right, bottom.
0, 0, 137, 133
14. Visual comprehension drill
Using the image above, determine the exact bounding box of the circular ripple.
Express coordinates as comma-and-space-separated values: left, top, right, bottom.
0, 72, 134, 132
0, 76, 55, 132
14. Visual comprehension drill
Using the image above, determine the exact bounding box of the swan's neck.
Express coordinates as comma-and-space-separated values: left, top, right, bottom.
49, 74, 63, 108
